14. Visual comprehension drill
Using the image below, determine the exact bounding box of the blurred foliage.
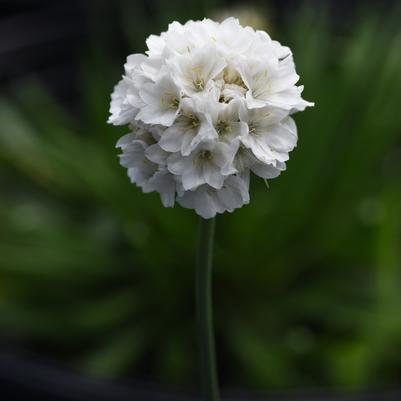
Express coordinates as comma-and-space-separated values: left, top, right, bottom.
1, 0, 401, 394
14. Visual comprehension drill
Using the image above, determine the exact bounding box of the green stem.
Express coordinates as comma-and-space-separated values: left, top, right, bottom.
196, 217, 219, 401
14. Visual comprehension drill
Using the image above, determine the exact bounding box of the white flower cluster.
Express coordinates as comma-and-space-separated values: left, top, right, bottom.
108, 18, 313, 218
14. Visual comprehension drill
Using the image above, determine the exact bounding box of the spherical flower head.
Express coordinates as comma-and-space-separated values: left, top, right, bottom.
108, 17, 313, 219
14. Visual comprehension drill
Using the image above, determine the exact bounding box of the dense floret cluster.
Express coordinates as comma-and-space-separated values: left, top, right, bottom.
108, 18, 313, 218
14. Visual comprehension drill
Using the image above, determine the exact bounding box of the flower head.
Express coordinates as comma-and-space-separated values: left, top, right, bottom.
108, 18, 313, 218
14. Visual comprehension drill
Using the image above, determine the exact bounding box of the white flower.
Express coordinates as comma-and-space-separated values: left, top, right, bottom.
108, 78, 138, 126
158, 97, 217, 156
108, 17, 313, 218
215, 100, 248, 145
177, 175, 249, 219
168, 45, 226, 95
136, 74, 181, 126
237, 55, 312, 111
177, 175, 250, 219
167, 140, 237, 190
239, 106, 297, 165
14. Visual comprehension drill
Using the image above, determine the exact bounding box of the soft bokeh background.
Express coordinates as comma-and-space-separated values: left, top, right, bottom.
1, 0, 401, 398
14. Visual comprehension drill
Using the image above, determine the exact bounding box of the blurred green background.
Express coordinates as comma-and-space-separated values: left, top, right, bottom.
1, 0, 401, 396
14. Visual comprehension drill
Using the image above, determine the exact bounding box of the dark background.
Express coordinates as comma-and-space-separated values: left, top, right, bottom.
1, 0, 396, 104
1, 0, 401, 399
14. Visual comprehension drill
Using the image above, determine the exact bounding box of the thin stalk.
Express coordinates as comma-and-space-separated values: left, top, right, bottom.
196, 217, 219, 401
